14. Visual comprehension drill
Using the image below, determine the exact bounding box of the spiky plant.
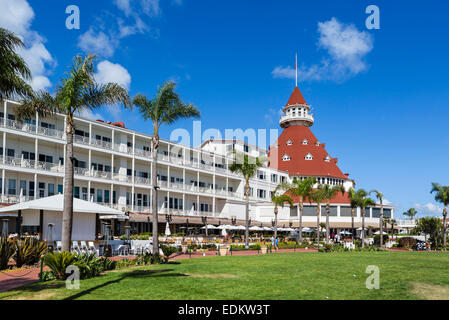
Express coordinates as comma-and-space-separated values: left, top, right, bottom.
430, 183, 449, 251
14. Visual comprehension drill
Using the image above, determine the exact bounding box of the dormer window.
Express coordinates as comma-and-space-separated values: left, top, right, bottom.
287, 140, 293, 146
324, 155, 331, 162
315, 141, 320, 146
305, 153, 313, 160
282, 154, 291, 161
302, 139, 308, 145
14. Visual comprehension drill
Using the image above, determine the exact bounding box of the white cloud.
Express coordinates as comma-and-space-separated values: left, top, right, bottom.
94, 60, 131, 90
0, 0, 54, 91
114, 0, 132, 16
78, 29, 118, 58
264, 108, 284, 124
77, 109, 103, 121
383, 198, 393, 206
272, 17, 373, 83
415, 203, 443, 214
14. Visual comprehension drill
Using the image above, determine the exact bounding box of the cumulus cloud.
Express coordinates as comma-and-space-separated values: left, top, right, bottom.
78, 29, 118, 58
94, 60, 131, 90
415, 203, 443, 215
272, 17, 373, 83
0, 0, 54, 91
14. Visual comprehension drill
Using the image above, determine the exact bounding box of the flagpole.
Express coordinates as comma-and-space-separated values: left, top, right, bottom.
295, 53, 298, 87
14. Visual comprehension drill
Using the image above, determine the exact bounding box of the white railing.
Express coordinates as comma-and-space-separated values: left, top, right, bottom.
37, 126, 64, 139
134, 149, 152, 158
135, 176, 150, 185
74, 167, 90, 176
396, 220, 417, 228
91, 138, 112, 150
74, 134, 90, 145
279, 113, 314, 126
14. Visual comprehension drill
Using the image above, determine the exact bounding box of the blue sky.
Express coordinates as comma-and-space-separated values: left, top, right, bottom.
1, 0, 449, 218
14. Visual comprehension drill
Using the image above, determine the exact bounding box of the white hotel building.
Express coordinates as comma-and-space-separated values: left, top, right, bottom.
0, 85, 393, 237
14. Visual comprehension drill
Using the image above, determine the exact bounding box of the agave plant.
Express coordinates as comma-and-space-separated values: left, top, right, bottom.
14, 238, 47, 267
0, 236, 14, 270
44, 251, 76, 280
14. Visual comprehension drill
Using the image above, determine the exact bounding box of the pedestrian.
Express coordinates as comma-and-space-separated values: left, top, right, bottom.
271, 236, 275, 249
275, 237, 279, 250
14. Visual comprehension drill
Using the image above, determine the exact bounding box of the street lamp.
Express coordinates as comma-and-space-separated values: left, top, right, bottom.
271, 219, 276, 227
124, 225, 131, 241
46, 223, 54, 252
248, 218, 252, 226
231, 216, 236, 225
147, 216, 150, 233
166, 213, 173, 224
1, 219, 8, 237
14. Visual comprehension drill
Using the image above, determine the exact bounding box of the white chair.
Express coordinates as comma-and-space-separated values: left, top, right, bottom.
72, 241, 81, 254
80, 241, 89, 253
88, 241, 99, 256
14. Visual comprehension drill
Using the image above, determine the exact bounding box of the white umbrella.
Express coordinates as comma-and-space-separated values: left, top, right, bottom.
263, 227, 273, 231
340, 231, 352, 235
356, 227, 367, 231
249, 226, 264, 231
374, 231, 387, 235
165, 222, 171, 236
285, 228, 295, 232
201, 224, 217, 229
235, 225, 246, 230
301, 227, 313, 233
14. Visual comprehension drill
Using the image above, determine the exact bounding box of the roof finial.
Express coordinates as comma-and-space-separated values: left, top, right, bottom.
295, 53, 298, 87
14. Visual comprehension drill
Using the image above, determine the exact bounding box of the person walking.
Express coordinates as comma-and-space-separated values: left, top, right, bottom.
275, 237, 279, 250
271, 236, 275, 250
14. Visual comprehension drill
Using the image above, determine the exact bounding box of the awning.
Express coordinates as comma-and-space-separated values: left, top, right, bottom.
0, 194, 124, 216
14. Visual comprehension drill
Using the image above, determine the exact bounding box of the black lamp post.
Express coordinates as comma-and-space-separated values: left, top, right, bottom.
1, 219, 8, 237
46, 223, 54, 252
231, 216, 236, 225
271, 219, 275, 227
186, 218, 189, 236
147, 216, 150, 233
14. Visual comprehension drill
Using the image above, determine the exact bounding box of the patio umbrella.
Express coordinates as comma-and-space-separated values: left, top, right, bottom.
165, 222, 171, 236
201, 224, 217, 229
356, 227, 367, 231
340, 231, 352, 235
249, 226, 263, 231
374, 231, 387, 235
301, 227, 313, 233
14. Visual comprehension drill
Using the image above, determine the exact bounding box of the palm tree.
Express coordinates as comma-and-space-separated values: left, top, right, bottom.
430, 182, 449, 251
16, 55, 130, 251
355, 189, 375, 248
0, 28, 32, 100
309, 187, 325, 245
370, 190, 385, 247
390, 219, 397, 239
285, 177, 316, 244
320, 184, 345, 244
271, 184, 293, 240
403, 208, 418, 221
132, 81, 200, 253
348, 188, 358, 241
230, 152, 266, 249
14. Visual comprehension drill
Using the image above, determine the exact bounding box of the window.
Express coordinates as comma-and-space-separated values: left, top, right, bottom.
244, 145, 249, 153
48, 184, 55, 196
7, 149, 15, 157
38, 182, 45, 198
22, 151, 35, 160
287, 140, 293, 146
258, 170, 266, 180
58, 184, 63, 194
74, 187, 80, 199
324, 156, 331, 162
316, 141, 320, 146
126, 192, 130, 205
29, 182, 35, 197
104, 190, 110, 204
20, 180, 26, 195
302, 139, 308, 145
271, 174, 278, 183
282, 154, 291, 161
257, 189, 266, 199
97, 189, 103, 203
305, 153, 313, 160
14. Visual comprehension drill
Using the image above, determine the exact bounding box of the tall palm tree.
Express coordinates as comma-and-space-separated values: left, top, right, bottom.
355, 189, 375, 248
309, 187, 325, 245
271, 184, 293, 240
370, 190, 385, 247
132, 81, 200, 253
0, 28, 32, 100
230, 152, 266, 249
16, 55, 130, 251
348, 188, 359, 241
320, 184, 345, 244
285, 177, 316, 244
403, 208, 418, 221
430, 182, 449, 251
390, 219, 397, 239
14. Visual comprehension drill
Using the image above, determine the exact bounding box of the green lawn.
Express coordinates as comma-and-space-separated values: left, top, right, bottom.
2, 251, 449, 300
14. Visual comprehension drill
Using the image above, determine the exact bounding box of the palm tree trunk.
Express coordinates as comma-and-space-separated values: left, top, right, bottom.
316, 205, 320, 244
444, 207, 447, 252
379, 204, 384, 247
274, 207, 278, 240
362, 207, 366, 248
351, 207, 355, 241
325, 203, 330, 245
151, 137, 159, 254
298, 201, 303, 244
61, 120, 74, 252
244, 180, 250, 249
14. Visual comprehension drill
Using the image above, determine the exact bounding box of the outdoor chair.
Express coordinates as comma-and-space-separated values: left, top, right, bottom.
71, 241, 81, 254
88, 241, 98, 256
80, 241, 89, 253
131, 244, 142, 255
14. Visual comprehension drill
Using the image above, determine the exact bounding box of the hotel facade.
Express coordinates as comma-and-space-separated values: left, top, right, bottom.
0, 86, 393, 237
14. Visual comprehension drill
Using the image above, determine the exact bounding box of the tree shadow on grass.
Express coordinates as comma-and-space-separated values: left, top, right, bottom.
63, 268, 189, 300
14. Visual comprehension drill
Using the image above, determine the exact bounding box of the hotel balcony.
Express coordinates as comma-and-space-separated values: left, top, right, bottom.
279, 114, 314, 128
0, 118, 65, 140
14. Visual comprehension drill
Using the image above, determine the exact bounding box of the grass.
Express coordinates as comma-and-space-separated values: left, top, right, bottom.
1, 251, 449, 300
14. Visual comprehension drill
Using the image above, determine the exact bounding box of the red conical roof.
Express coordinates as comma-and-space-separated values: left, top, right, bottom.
286, 86, 307, 107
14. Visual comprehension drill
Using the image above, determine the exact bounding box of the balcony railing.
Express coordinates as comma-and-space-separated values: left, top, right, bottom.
0, 117, 65, 140
135, 176, 150, 185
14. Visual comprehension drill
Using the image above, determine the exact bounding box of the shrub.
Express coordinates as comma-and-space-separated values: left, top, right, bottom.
398, 237, 417, 249
44, 251, 76, 280
0, 236, 14, 270
373, 234, 389, 246
39, 270, 56, 282
161, 245, 179, 260
14, 238, 47, 267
